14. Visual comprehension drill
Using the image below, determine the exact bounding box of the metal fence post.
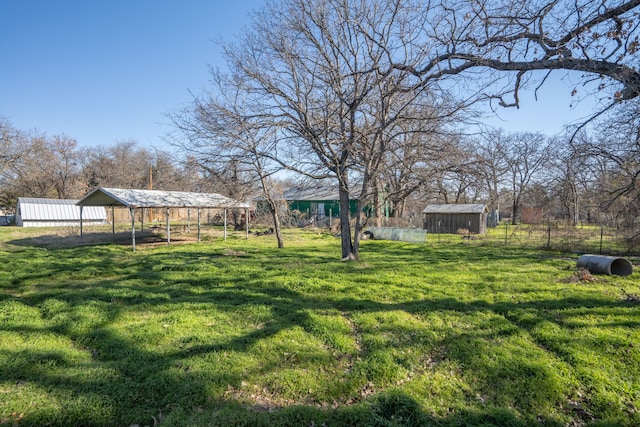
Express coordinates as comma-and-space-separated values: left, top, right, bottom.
600, 225, 604, 254
504, 221, 508, 247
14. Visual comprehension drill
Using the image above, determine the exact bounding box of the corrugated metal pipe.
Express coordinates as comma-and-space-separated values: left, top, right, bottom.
364, 226, 428, 243
577, 254, 634, 276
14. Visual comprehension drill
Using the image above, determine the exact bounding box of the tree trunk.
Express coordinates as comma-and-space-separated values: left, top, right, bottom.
258, 171, 285, 248
269, 200, 285, 248
352, 199, 366, 260
338, 178, 356, 261
372, 179, 382, 227
394, 197, 405, 218
570, 182, 580, 227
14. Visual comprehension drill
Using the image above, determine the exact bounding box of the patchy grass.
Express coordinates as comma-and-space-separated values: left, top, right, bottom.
0, 226, 638, 426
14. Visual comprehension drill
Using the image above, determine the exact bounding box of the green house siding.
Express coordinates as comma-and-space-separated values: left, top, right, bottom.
288, 199, 358, 218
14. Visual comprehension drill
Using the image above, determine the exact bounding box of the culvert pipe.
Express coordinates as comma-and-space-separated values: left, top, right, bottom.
577, 254, 634, 277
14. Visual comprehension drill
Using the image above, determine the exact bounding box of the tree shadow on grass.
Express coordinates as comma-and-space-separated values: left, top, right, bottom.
4, 230, 194, 250
163, 389, 530, 427
1, 242, 639, 426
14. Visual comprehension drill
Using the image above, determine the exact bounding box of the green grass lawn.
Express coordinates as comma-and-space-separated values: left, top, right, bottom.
0, 227, 639, 426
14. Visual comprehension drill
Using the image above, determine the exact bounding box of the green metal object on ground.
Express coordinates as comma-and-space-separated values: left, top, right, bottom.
365, 226, 427, 243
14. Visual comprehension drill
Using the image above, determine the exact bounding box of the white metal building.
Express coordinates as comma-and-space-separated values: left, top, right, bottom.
15, 197, 107, 227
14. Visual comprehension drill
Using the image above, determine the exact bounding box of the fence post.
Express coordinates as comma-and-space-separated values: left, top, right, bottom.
599, 225, 604, 254
504, 221, 508, 247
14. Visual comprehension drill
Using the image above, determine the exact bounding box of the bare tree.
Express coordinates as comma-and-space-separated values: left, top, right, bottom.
79, 141, 183, 192
503, 132, 553, 224
0, 131, 84, 204
48, 134, 83, 199
475, 131, 509, 215
0, 117, 24, 173
544, 134, 596, 226
412, 0, 640, 224
0, 117, 26, 207
401, 0, 640, 116
208, 0, 483, 260
576, 101, 640, 227
169, 74, 286, 248
374, 107, 464, 223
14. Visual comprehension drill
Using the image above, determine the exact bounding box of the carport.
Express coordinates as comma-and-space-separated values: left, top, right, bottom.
76, 187, 253, 251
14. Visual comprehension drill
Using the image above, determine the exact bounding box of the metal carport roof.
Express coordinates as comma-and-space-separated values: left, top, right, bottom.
77, 187, 252, 209
76, 187, 253, 251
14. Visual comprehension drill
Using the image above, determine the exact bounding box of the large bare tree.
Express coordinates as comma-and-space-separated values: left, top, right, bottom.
79, 141, 185, 192
0, 117, 23, 173
172, 0, 640, 259
207, 0, 482, 260
0, 131, 83, 204
373, 104, 465, 223
577, 101, 640, 227
401, 0, 640, 115
169, 73, 286, 248
503, 132, 553, 224
474, 130, 510, 215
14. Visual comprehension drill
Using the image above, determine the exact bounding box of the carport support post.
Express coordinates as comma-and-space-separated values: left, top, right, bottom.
111, 206, 115, 235
197, 208, 201, 242
166, 207, 171, 244
224, 208, 228, 241
79, 205, 83, 238
141, 208, 145, 237
130, 207, 136, 252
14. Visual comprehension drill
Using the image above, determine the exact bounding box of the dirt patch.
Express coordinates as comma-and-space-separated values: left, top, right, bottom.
2, 226, 228, 250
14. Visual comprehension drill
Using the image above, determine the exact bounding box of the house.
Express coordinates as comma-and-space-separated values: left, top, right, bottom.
423, 204, 488, 234
283, 186, 359, 222
15, 197, 107, 227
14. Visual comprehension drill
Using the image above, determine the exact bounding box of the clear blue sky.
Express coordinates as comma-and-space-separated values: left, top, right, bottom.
1, 1, 601, 150
0, 1, 262, 149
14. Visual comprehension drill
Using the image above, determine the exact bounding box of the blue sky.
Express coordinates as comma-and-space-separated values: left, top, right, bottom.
1, 1, 601, 150
0, 1, 261, 148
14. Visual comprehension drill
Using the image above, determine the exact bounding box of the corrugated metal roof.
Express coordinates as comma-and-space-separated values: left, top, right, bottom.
422, 204, 488, 214
17, 198, 107, 221
283, 186, 360, 201
284, 186, 339, 201
77, 187, 252, 209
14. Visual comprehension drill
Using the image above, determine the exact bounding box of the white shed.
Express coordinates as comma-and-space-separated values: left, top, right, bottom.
15, 197, 107, 227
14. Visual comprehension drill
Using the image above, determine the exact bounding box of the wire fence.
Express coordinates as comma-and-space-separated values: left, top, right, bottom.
427, 222, 640, 256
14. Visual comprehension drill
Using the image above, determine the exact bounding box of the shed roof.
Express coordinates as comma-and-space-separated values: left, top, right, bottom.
283, 186, 340, 201
283, 186, 361, 201
77, 187, 252, 209
17, 198, 107, 221
423, 204, 488, 214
